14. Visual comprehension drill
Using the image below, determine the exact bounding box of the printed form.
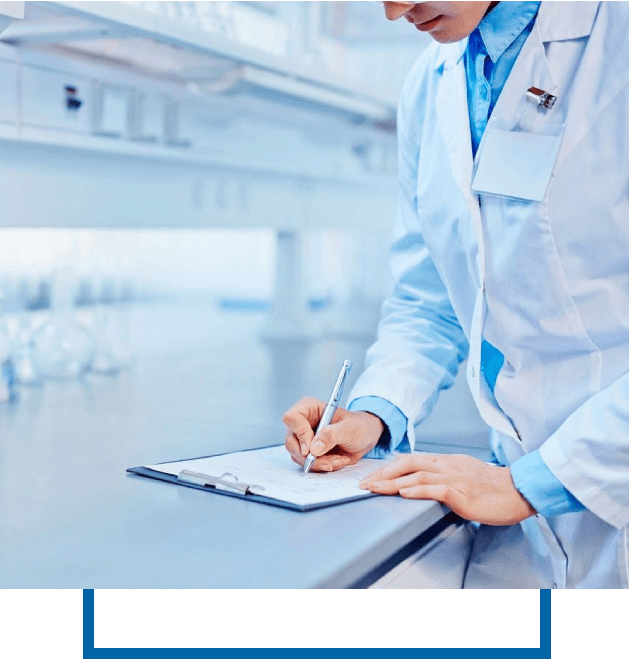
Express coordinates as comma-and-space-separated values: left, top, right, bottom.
147, 446, 398, 507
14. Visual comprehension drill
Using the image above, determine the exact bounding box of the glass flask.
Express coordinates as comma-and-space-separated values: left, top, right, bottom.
89, 271, 136, 375
32, 270, 96, 380
11, 315, 43, 386
10, 278, 43, 386
0, 311, 16, 402
89, 285, 121, 376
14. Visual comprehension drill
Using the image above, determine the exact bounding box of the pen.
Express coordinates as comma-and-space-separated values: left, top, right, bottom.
303, 359, 353, 475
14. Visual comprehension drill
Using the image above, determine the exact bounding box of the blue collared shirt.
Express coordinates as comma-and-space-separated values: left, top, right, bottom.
350, 1, 584, 517
466, 0, 540, 156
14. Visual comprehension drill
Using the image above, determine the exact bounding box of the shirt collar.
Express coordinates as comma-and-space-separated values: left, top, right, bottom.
476, 1, 541, 63
433, 1, 599, 71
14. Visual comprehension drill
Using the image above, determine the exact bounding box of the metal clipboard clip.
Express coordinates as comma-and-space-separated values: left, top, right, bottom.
177, 469, 266, 495
526, 86, 557, 110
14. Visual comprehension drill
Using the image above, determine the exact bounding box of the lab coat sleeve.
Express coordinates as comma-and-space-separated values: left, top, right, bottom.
347, 80, 469, 451
511, 449, 586, 517
348, 395, 410, 457
537, 372, 629, 529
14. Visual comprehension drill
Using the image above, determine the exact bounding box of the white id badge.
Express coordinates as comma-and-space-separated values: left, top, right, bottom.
471, 122, 564, 202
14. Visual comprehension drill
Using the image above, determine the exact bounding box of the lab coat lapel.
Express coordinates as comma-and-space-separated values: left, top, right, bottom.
434, 44, 489, 413
484, 14, 558, 131
520, 21, 558, 111
434, 42, 485, 277
434, 44, 477, 207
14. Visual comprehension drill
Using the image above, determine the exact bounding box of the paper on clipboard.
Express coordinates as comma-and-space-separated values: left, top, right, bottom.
146, 446, 397, 508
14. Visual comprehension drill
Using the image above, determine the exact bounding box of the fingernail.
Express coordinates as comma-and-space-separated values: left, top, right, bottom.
301, 442, 308, 455
399, 488, 411, 497
369, 481, 383, 490
332, 457, 344, 466
322, 465, 333, 472
359, 481, 368, 489
311, 439, 324, 454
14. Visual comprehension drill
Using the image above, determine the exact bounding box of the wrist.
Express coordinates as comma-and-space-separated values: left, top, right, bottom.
508, 467, 538, 519
357, 411, 386, 448
361, 410, 385, 433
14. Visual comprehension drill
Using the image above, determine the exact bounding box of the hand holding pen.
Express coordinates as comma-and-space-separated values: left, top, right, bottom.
302, 359, 352, 475
282, 360, 385, 474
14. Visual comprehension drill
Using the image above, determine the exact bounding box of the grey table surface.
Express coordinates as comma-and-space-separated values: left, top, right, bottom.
0, 302, 485, 589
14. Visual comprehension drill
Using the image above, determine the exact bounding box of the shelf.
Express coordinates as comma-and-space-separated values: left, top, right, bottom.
1, 1, 399, 124
0, 3, 402, 231
0, 124, 397, 230
0, 123, 395, 186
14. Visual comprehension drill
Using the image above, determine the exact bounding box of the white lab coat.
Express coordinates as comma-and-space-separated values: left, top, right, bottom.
349, 1, 629, 588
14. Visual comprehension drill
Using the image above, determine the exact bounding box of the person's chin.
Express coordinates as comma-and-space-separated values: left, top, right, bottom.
429, 30, 468, 44
416, 16, 470, 44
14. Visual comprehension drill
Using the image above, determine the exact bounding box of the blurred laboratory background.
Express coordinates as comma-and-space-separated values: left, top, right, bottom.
0, 1, 488, 454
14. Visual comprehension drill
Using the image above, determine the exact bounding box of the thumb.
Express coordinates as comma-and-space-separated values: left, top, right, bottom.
310, 423, 345, 457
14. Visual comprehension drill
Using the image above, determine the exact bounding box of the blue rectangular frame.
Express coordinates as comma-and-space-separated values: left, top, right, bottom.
83, 590, 551, 659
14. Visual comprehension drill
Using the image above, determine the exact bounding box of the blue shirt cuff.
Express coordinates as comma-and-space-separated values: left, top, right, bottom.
511, 449, 586, 517
348, 396, 411, 458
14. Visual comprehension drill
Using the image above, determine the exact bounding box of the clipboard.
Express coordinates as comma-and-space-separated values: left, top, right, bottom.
127, 444, 383, 512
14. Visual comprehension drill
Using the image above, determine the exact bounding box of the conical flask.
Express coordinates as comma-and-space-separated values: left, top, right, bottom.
32, 270, 96, 380
11, 277, 43, 386
0, 292, 16, 402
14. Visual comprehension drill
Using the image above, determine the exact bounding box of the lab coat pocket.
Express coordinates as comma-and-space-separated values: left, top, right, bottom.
472, 119, 565, 203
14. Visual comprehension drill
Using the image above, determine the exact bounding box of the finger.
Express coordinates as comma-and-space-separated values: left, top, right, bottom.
282, 397, 324, 455
361, 471, 442, 494
398, 484, 462, 509
309, 423, 344, 457
285, 444, 357, 473
309, 462, 333, 473
285, 432, 305, 460
283, 396, 325, 425
309, 454, 353, 472
362, 455, 441, 483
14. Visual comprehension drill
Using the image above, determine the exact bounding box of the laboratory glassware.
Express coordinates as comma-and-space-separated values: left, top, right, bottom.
10, 278, 43, 386
89, 276, 121, 376
112, 277, 134, 370
11, 317, 43, 386
32, 270, 96, 380
0, 295, 17, 402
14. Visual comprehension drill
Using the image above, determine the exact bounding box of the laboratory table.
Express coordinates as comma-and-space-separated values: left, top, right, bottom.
0, 303, 477, 589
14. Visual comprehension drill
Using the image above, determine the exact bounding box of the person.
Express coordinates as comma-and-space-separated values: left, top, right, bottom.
282, 1, 628, 588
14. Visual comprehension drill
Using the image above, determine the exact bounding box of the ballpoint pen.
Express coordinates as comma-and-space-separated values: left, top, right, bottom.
303, 359, 353, 475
